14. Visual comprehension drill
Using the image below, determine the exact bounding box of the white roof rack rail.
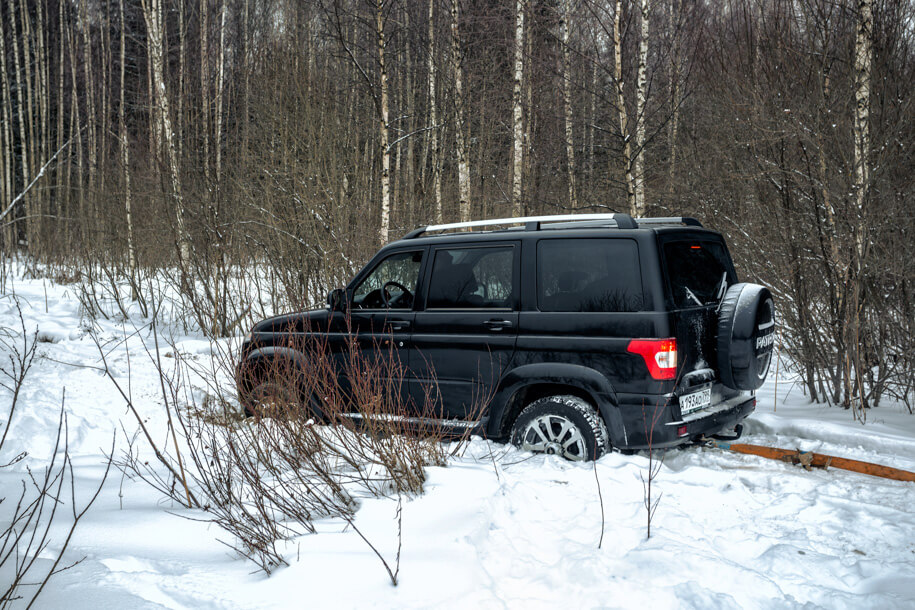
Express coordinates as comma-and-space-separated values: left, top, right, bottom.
403, 212, 642, 239
401, 213, 703, 239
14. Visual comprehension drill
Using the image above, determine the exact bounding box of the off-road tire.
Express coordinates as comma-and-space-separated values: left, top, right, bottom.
717, 283, 776, 391
244, 380, 301, 419
510, 395, 610, 461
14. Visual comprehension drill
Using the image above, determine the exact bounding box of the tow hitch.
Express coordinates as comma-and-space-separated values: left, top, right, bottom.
710, 423, 743, 442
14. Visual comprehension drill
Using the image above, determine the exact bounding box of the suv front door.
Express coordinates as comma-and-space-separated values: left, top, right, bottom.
411, 242, 520, 419
343, 248, 426, 407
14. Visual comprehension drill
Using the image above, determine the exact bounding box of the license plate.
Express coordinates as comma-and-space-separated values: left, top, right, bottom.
680, 387, 712, 415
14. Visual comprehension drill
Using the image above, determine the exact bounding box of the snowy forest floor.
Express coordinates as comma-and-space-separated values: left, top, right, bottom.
1, 268, 914, 609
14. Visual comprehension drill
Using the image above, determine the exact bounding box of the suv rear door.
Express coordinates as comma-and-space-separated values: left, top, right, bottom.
658, 233, 739, 396
411, 241, 520, 419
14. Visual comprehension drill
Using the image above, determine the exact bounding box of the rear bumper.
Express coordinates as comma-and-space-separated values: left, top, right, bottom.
615, 393, 755, 450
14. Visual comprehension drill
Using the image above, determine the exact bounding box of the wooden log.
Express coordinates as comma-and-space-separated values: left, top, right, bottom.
707, 441, 915, 483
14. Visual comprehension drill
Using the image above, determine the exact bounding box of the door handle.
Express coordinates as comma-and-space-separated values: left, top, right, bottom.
483, 319, 513, 331
388, 320, 411, 331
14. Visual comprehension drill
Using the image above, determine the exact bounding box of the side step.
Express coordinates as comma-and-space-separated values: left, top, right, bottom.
343, 412, 487, 435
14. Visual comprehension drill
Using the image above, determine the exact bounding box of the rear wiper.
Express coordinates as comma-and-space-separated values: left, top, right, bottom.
684, 287, 703, 307
716, 272, 728, 300
715, 272, 728, 312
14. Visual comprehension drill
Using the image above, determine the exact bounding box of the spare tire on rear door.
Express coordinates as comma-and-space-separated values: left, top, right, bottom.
717, 283, 775, 391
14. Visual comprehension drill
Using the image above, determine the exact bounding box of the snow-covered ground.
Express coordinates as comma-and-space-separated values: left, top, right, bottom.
2, 268, 914, 609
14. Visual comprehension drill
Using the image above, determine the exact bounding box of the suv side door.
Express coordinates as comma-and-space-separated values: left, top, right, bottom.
341, 247, 428, 406
517, 236, 653, 394
410, 241, 521, 419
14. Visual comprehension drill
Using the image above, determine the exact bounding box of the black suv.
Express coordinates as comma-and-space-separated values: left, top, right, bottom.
237, 214, 775, 460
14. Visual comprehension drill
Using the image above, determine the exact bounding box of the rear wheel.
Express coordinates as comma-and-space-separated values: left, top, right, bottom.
510, 395, 609, 461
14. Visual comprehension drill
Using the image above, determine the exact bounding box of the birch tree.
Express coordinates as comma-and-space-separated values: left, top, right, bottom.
427, 0, 442, 222
119, 0, 137, 287
632, 0, 650, 217
9, 0, 31, 248
510, 0, 526, 216
613, 0, 636, 212
451, 0, 470, 221
376, 0, 392, 242
0, 11, 13, 249
849, 0, 874, 414
852, 0, 872, 268
560, 0, 577, 208
141, 0, 190, 262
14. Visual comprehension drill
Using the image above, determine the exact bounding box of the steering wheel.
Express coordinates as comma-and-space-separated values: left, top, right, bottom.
382, 280, 413, 308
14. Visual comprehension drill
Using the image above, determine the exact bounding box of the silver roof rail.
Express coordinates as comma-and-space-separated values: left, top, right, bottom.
403, 213, 640, 239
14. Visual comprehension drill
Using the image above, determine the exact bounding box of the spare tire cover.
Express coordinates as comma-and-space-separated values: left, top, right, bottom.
717, 283, 775, 391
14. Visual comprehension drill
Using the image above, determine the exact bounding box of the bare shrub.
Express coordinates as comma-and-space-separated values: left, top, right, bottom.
111, 314, 482, 581
0, 300, 112, 608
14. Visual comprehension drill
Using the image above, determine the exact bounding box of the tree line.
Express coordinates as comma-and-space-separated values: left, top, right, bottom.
1, 0, 913, 412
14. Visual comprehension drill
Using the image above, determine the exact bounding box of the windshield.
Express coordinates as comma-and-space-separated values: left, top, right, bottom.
663, 240, 737, 309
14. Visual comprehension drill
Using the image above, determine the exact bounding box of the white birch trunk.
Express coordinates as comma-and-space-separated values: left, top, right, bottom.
0, 11, 13, 245
588, 53, 597, 187
560, 0, 576, 209
852, 0, 872, 268
377, 0, 391, 243
178, 0, 186, 160
9, 1, 31, 247
201, 0, 210, 184
142, 0, 189, 262
428, 0, 442, 222
613, 0, 636, 213
119, 0, 137, 283
215, 0, 228, 184
79, 0, 96, 201
666, 0, 681, 200
848, 0, 873, 412
632, 0, 650, 218
511, 0, 526, 216
451, 0, 470, 221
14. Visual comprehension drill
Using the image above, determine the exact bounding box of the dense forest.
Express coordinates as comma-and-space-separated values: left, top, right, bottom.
0, 0, 913, 411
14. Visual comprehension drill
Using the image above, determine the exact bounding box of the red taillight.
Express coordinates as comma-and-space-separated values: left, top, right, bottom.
627, 338, 678, 380
677, 425, 688, 437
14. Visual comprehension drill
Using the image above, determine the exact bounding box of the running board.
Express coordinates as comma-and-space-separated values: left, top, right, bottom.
343, 412, 486, 432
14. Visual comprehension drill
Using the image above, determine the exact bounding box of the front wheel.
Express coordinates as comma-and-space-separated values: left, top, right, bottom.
245, 380, 301, 419
510, 395, 610, 461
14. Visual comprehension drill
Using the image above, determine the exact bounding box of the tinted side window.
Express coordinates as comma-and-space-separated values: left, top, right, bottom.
663, 240, 735, 308
537, 239, 644, 312
427, 246, 515, 309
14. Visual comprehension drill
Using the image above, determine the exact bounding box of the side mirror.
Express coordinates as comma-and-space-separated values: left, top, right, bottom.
327, 288, 346, 311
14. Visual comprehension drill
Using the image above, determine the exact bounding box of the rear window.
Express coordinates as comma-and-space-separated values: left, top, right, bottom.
537, 239, 644, 312
663, 240, 736, 308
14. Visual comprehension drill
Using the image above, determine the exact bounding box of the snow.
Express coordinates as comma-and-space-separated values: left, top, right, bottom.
2, 268, 914, 609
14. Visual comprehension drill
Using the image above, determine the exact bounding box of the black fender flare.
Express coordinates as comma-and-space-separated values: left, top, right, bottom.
487, 363, 628, 448
240, 345, 310, 376
237, 346, 322, 416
